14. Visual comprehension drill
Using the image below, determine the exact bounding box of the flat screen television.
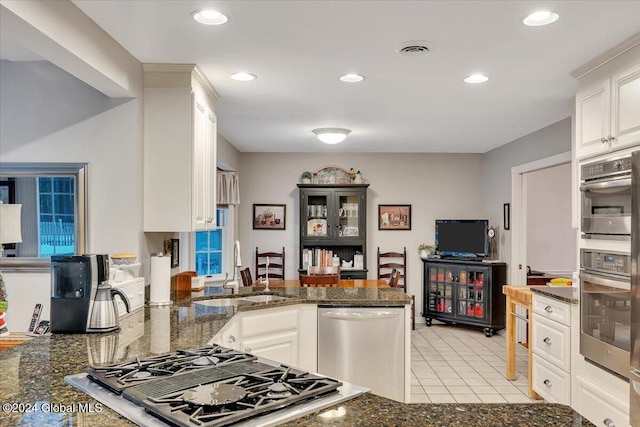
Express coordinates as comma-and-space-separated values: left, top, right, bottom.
435, 219, 489, 258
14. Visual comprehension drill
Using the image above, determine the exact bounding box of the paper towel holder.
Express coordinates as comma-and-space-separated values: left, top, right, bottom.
148, 253, 174, 308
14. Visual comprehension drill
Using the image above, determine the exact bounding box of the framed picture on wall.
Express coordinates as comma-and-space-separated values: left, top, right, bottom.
253, 204, 286, 230
378, 204, 411, 230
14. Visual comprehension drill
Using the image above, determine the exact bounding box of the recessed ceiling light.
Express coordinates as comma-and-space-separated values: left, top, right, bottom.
464, 74, 489, 84
339, 73, 365, 83
192, 10, 228, 25
230, 72, 257, 81
312, 128, 351, 145
522, 11, 559, 26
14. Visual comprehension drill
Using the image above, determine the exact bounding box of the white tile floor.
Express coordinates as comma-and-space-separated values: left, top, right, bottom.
410, 320, 541, 404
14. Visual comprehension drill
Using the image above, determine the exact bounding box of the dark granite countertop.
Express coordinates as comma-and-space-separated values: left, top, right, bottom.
529, 285, 579, 304
0, 286, 591, 426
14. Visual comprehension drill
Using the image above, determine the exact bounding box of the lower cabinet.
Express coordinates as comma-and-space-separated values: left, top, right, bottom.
532, 294, 572, 405
575, 375, 629, 427
209, 305, 317, 372
240, 331, 298, 366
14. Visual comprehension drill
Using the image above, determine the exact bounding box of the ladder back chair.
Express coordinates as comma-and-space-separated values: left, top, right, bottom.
255, 247, 285, 280
377, 247, 415, 330
299, 273, 340, 287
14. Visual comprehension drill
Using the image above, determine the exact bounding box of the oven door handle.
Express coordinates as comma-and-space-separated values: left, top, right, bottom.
579, 272, 630, 291
580, 177, 631, 192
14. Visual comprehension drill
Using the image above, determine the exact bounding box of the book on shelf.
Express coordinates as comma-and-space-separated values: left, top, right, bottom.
301, 248, 334, 268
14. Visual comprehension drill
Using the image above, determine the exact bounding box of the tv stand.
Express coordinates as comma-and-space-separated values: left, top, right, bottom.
422, 258, 506, 337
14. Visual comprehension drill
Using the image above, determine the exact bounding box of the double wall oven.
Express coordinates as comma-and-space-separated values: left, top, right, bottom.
579, 155, 634, 382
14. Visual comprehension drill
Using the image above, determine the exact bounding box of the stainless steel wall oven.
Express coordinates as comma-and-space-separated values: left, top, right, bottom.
580, 155, 633, 239
580, 249, 631, 379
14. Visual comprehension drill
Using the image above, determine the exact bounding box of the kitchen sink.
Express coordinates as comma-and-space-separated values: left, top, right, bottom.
239, 295, 289, 303
194, 298, 242, 307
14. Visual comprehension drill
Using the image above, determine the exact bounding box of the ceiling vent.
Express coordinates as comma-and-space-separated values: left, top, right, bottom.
396, 40, 435, 55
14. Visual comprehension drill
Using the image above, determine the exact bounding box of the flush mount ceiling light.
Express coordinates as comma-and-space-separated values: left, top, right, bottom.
230, 72, 257, 81
339, 73, 365, 83
464, 74, 489, 84
522, 10, 559, 26
192, 10, 228, 25
312, 128, 351, 144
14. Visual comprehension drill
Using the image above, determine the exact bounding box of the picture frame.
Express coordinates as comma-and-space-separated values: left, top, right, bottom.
378, 204, 411, 230
503, 203, 510, 231
253, 204, 286, 230
592, 205, 623, 215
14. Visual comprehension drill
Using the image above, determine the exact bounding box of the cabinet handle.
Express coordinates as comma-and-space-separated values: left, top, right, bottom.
245, 347, 252, 352
543, 379, 552, 387
227, 335, 236, 343
607, 135, 616, 142
543, 337, 551, 345
603, 418, 615, 427
600, 137, 608, 143
544, 305, 553, 313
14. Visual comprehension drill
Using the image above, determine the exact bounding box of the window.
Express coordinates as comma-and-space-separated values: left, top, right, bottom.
37, 177, 75, 256
194, 209, 228, 277
0, 163, 87, 269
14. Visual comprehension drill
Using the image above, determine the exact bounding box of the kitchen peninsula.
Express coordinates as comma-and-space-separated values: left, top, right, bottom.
0, 286, 592, 426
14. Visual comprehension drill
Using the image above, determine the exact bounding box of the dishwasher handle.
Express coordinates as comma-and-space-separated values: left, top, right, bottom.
320, 311, 400, 321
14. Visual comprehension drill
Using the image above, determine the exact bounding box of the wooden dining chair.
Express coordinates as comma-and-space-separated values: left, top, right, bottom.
377, 247, 414, 330
240, 268, 253, 287
299, 273, 340, 287
255, 247, 285, 280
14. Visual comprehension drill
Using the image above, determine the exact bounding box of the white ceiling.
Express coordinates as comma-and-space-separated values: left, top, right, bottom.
65, 1, 640, 153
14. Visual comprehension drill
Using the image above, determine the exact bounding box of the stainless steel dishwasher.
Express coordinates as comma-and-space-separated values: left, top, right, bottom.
318, 307, 405, 402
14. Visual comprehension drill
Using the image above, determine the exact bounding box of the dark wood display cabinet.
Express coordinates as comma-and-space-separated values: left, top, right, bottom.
422, 258, 507, 337
298, 184, 369, 279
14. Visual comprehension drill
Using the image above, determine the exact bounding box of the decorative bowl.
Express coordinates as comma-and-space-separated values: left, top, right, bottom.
111, 253, 137, 265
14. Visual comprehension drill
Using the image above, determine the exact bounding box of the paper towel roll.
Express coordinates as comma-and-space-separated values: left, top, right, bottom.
150, 306, 171, 354
150, 254, 171, 306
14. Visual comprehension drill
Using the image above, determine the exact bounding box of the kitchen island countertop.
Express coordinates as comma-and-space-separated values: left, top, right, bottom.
0, 286, 591, 426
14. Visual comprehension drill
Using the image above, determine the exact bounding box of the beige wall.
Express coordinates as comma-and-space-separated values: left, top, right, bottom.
238, 152, 484, 312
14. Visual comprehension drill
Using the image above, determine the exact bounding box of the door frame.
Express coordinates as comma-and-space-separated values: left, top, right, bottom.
510, 151, 573, 287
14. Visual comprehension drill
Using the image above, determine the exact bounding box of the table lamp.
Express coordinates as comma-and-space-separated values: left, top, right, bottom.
0, 202, 22, 337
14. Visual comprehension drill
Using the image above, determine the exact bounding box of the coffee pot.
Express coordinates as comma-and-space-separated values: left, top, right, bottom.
87, 282, 131, 333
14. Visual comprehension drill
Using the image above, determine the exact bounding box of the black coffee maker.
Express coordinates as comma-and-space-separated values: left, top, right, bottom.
50, 254, 109, 333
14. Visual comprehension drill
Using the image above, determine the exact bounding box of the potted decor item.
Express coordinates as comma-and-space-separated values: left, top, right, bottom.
418, 244, 436, 259
301, 171, 313, 184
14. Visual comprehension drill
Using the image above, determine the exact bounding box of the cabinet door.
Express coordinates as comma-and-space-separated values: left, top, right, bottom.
205, 111, 217, 226
302, 191, 330, 239
241, 331, 298, 366
575, 79, 610, 159
456, 267, 487, 321
611, 63, 640, 150
427, 265, 453, 315
193, 101, 208, 230
336, 190, 365, 241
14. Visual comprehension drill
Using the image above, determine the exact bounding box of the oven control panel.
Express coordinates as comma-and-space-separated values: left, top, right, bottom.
581, 156, 632, 181
580, 250, 630, 276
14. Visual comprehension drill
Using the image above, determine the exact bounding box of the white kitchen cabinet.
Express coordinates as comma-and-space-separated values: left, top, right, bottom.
208, 305, 318, 371
143, 64, 218, 232
575, 375, 629, 427
575, 60, 640, 160
532, 294, 572, 404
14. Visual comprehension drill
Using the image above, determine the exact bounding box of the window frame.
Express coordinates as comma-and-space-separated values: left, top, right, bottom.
0, 163, 88, 271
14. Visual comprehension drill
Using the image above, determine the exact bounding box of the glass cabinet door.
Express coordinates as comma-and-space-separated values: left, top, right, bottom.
336, 192, 362, 239
458, 268, 486, 320
303, 194, 329, 238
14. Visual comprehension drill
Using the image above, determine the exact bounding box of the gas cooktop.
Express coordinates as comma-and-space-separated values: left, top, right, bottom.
67, 345, 369, 427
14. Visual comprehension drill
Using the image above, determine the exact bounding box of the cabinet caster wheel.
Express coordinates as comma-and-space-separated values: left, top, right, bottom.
425, 319, 432, 327
483, 328, 494, 337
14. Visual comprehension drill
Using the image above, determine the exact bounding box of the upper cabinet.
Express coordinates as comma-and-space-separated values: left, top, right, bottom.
143, 64, 218, 232
575, 56, 640, 160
